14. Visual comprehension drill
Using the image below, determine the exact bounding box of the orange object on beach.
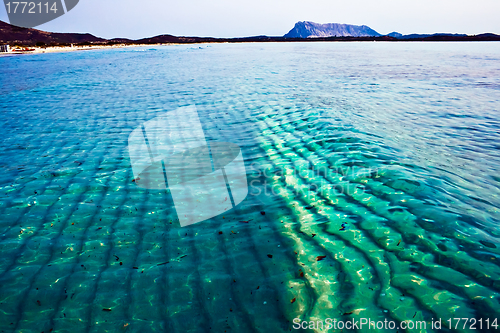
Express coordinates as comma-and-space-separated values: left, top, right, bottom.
12, 48, 35, 52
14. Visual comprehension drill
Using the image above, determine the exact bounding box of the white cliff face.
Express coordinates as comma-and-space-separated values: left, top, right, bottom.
284, 21, 380, 38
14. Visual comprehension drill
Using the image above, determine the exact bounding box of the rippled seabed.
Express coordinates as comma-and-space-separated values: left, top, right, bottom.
1, 42, 500, 333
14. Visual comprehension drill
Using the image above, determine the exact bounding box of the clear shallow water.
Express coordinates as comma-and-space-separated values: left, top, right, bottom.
0, 42, 499, 332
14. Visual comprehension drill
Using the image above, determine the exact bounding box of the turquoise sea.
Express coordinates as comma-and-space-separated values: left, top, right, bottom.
0, 42, 499, 332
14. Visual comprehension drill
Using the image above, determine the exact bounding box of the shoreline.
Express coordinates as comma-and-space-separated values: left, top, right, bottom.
1, 39, 500, 57
0, 43, 175, 56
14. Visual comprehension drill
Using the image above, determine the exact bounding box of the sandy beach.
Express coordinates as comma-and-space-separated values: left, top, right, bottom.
0, 43, 164, 55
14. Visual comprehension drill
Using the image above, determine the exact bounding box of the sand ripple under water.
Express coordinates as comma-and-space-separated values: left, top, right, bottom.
0, 42, 499, 332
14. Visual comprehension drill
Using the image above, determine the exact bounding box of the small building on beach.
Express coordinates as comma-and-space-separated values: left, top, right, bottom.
0, 45, 10, 53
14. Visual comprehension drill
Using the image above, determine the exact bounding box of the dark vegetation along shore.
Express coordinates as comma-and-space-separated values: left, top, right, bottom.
1, 19, 500, 47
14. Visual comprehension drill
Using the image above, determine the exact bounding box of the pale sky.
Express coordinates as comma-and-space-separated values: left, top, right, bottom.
1, 0, 499, 39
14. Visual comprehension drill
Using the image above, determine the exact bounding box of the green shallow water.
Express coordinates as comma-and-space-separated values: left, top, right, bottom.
0, 42, 499, 332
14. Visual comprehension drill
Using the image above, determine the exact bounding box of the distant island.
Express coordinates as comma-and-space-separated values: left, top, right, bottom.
1, 19, 499, 48
284, 21, 380, 38
283, 21, 479, 40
